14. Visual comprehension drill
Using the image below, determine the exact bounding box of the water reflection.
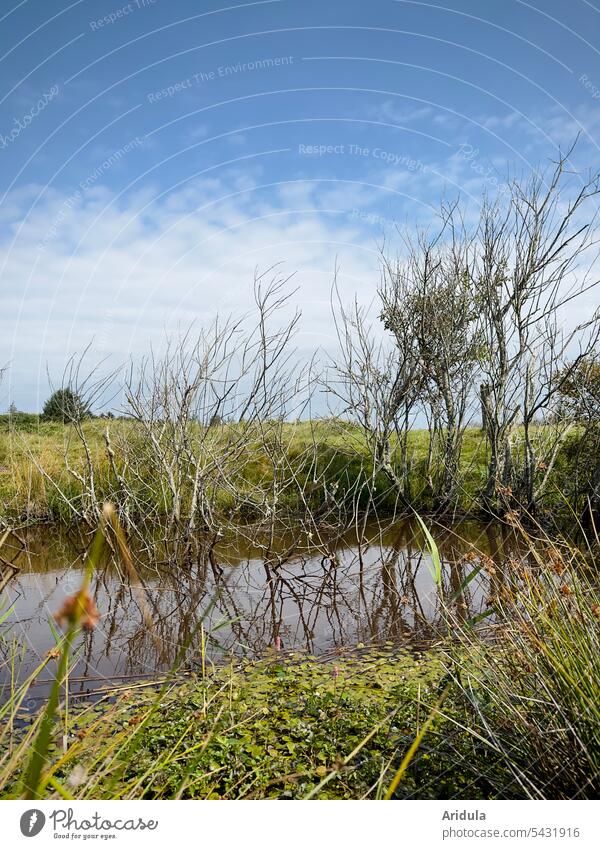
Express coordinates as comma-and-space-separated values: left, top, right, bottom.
0, 519, 529, 703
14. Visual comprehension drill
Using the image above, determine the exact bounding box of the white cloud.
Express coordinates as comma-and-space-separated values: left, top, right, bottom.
3, 132, 598, 412
0, 172, 382, 410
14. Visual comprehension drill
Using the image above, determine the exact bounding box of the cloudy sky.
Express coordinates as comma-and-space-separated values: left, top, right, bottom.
1, 0, 600, 411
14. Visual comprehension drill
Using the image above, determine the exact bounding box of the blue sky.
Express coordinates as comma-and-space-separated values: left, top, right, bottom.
2, 0, 600, 410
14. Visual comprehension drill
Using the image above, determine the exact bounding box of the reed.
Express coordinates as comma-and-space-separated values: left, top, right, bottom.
441, 520, 600, 799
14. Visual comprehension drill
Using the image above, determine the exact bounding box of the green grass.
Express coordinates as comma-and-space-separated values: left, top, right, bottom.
0, 418, 492, 523
444, 527, 600, 799
0, 648, 495, 800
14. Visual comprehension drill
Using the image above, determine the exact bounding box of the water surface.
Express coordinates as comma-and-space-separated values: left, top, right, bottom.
0, 518, 527, 707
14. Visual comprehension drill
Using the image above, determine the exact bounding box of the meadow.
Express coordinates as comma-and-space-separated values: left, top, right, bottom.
0, 414, 571, 525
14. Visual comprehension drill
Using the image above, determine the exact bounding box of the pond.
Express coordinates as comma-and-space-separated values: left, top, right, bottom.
0, 518, 529, 709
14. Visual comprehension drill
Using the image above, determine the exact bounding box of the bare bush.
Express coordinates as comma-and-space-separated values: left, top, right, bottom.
325, 271, 421, 510
32, 270, 361, 568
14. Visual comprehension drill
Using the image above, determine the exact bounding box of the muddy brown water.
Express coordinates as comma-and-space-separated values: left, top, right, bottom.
0, 519, 530, 708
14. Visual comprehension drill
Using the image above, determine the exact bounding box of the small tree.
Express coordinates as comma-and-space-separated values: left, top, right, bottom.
379, 212, 483, 508
327, 280, 421, 506
474, 150, 600, 512
42, 388, 91, 423
558, 357, 600, 422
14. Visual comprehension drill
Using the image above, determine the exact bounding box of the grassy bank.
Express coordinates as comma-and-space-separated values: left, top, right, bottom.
0, 416, 526, 523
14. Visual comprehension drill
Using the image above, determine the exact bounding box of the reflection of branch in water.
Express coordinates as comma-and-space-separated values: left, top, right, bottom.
6, 518, 531, 697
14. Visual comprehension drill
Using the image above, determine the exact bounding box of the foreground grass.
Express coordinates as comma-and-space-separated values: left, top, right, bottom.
445, 536, 600, 800
1, 649, 501, 800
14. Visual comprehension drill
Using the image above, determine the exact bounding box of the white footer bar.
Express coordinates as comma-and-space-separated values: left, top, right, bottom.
1, 799, 598, 848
